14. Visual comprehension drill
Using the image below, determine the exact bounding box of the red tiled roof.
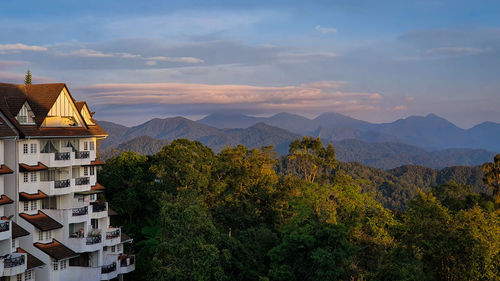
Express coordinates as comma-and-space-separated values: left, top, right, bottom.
11, 221, 30, 238
0, 195, 13, 205
19, 190, 48, 201
121, 232, 133, 243
19, 162, 48, 172
91, 183, 105, 191
0, 83, 108, 138
90, 159, 105, 166
0, 164, 13, 174
16, 248, 45, 269
34, 239, 78, 260
20, 211, 63, 231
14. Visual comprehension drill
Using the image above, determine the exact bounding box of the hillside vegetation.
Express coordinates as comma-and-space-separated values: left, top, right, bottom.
100, 137, 500, 281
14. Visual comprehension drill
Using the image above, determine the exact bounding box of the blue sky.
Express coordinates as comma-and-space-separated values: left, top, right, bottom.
0, 0, 498, 127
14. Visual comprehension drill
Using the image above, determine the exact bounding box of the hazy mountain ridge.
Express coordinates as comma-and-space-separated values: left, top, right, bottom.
97, 116, 497, 169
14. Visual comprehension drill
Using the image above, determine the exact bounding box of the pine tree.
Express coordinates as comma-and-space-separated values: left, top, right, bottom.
24, 70, 32, 85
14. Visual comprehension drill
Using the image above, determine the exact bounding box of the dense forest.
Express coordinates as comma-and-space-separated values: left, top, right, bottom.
99, 137, 500, 281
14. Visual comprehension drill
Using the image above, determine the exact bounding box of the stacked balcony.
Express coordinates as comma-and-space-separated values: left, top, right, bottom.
2, 253, 27, 276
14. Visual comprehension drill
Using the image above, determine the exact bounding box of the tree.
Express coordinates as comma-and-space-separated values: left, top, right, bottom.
144, 190, 228, 281
482, 154, 500, 210
287, 137, 337, 183
24, 69, 32, 85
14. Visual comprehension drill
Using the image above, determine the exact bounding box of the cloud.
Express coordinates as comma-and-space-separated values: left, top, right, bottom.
76, 81, 382, 115
62, 49, 141, 58
315, 25, 337, 34
426, 47, 485, 56
147, 56, 204, 64
0, 43, 48, 52
407, 96, 415, 101
393, 105, 408, 111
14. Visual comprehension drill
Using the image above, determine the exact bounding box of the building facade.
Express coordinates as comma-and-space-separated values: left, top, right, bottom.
0, 83, 135, 281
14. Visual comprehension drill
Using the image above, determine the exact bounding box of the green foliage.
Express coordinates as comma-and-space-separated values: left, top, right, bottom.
482, 153, 500, 210
24, 69, 32, 85
101, 139, 500, 281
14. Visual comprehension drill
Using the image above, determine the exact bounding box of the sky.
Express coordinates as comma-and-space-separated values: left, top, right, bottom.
0, 0, 499, 128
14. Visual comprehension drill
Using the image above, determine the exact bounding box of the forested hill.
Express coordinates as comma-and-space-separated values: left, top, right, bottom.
98, 124, 497, 169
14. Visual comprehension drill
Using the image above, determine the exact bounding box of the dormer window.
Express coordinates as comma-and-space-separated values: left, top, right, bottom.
16, 102, 36, 125
80, 104, 95, 125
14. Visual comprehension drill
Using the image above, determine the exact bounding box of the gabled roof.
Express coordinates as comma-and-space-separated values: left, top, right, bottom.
19, 162, 48, 172
16, 248, 45, 269
11, 221, 30, 238
19, 190, 48, 201
0, 195, 13, 205
89, 159, 105, 166
121, 232, 133, 243
34, 239, 78, 260
0, 83, 108, 138
0, 164, 14, 174
20, 211, 63, 231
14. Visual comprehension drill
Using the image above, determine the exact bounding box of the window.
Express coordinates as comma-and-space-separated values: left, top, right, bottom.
30, 172, 37, 182
84, 142, 88, 151
23, 144, 28, 154
17, 273, 22, 281
12, 239, 15, 250
45, 230, 51, 240
23, 201, 29, 211
38, 231, 43, 241
39, 230, 51, 241
89, 141, 94, 151
23, 173, 28, 183
52, 261, 58, 271
60, 260, 67, 270
90, 166, 95, 176
111, 245, 116, 253
89, 194, 96, 201
83, 166, 88, 176
25, 270, 32, 281
117, 244, 122, 252
30, 200, 37, 211
30, 143, 37, 154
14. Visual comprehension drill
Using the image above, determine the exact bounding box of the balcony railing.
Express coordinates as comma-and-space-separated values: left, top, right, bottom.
0, 221, 9, 232
101, 262, 116, 274
86, 234, 102, 245
106, 229, 120, 240
4, 255, 25, 268
91, 202, 106, 213
54, 179, 71, 189
75, 151, 90, 159
120, 256, 135, 267
75, 177, 90, 185
55, 152, 70, 161
72, 206, 88, 216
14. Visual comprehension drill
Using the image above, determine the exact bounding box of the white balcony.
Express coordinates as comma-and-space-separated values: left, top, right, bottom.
66, 234, 102, 253
118, 255, 135, 275
39, 179, 74, 196
101, 262, 118, 280
67, 266, 101, 281
103, 228, 121, 247
90, 202, 107, 219
73, 177, 91, 193
2, 253, 27, 276
0, 220, 11, 241
72, 150, 96, 166
39, 150, 72, 168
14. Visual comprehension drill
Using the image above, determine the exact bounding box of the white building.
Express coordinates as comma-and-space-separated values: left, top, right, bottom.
0, 83, 135, 281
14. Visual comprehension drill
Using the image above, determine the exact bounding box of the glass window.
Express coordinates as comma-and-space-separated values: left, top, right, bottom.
11, 239, 15, 250
89, 141, 94, 151
90, 166, 95, 176
52, 261, 58, 271
23, 201, 29, 211
17, 273, 22, 281
30, 143, 37, 153
45, 230, 51, 240
23, 173, 28, 183
111, 245, 116, 252
38, 231, 43, 241
30, 200, 37, 211
23, 144, 28, 154
83, 167, 88, 176
84, 142, 88, 151
30, 172, 37, 182
25, 270, 32, 281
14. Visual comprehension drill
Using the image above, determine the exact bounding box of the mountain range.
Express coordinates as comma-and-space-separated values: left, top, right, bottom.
97, 112, 500, 169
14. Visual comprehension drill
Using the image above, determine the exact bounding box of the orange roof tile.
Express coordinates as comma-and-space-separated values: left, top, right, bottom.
16, 248, 45, 269
0, 195, 13, 205
91, 183, 105, 191
19, 162, 48, 172
90, 159, 105, 166
34, 239, 78, 260
19, 190, 48, 201
20, 211, 62, 231
0, 164, 13, 174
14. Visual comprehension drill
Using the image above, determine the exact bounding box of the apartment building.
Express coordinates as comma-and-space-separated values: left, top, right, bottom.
0, 83, 135, 281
